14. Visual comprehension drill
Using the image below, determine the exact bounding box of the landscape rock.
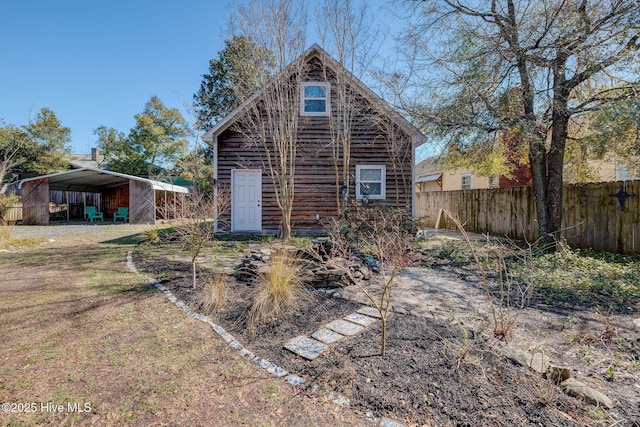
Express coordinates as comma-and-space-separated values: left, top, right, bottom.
234, 242, 376, 289
529, 352, 551, 374
561, 378, 613, 409
502, 347, 531, 368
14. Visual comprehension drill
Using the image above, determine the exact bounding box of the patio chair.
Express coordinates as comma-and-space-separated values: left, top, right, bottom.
113, 207, 128, 223
85, 206, 104, 223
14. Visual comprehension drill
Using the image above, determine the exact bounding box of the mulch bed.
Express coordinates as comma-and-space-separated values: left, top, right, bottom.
133, 251, 595, 426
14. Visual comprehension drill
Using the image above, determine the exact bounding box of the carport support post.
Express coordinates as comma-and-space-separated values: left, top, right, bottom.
65, 191, 70, 222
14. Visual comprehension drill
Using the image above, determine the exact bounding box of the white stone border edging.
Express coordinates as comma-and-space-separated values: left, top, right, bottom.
126, 251, 303, 385
126, 251, 405, 427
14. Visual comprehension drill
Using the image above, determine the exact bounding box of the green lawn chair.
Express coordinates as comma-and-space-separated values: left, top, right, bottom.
85, 206, 104, 223
113, 207, 128, 223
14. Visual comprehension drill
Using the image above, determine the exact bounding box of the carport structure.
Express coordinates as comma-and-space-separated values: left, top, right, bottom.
18, 168, 189, 225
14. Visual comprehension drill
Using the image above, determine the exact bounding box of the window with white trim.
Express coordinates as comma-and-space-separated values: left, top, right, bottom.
616, 163, 629, 181
461, 174, 472, 190
300, 82, 330, 116
356, 165, 386, 200
488, 175, 499, 188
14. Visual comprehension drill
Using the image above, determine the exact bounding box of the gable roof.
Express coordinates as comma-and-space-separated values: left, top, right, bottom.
201, 43, 425, 145
18, 168, 189, 194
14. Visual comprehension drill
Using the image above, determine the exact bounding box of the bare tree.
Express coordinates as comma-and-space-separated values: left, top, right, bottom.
403, 0, 640, 250
230, 0, 308, 240
0, 124, 25, 194
316, 0, 382, 214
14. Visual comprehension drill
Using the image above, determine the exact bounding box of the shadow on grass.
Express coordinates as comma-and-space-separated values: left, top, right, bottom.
100, 226, 178, 245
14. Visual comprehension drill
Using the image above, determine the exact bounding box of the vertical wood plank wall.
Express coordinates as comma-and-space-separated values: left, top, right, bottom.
216, 59, 413, 233
21, 178, 50, 225
416, 180, 640, 254
129, 180, 155, 224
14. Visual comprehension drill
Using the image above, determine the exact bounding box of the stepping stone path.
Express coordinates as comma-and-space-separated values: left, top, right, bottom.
284, 307, 383, 360
284, 336, 327, 360
326, 319, 364, 336
312, 328, 344, 344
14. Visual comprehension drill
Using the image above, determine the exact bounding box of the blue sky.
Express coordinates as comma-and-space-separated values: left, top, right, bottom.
0, 0, 413, 156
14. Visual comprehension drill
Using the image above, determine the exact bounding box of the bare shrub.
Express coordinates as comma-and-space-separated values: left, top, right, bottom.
324, 206, 416, 356
532, 373, 559, 407
174, 192, 215, 290
248, 249, 312, 326
440, 209, 537, 341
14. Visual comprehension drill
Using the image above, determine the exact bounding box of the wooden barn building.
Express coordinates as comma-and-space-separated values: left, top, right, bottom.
202, 44, 425, 234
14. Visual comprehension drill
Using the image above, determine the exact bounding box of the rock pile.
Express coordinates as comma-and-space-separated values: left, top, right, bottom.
234, 243, 374, 289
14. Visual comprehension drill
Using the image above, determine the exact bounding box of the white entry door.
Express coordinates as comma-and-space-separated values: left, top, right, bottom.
231, 169, 262, 232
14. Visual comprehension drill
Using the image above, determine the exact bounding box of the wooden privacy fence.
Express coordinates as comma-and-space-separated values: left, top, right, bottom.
4, 204, 23, 223
416, 180, 640, 254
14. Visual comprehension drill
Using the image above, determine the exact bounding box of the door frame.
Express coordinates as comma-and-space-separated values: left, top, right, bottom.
231, 169, 262, 232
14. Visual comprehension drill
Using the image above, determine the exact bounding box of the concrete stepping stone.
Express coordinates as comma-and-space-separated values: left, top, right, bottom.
312, 328, 344, 344
345, 312, 376, 327
326, 319, 364, 336
357, 306, 385, 319
284, 336, 326, 360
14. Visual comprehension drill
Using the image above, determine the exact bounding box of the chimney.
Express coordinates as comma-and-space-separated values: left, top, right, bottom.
91, 147, 99, 161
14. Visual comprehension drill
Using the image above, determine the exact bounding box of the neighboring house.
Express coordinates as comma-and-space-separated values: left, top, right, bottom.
202, 44, 425, 234
415, 156, 504, 192
69, 147, 105, 170
563, 156, 640, 183
416, 154, 639, 192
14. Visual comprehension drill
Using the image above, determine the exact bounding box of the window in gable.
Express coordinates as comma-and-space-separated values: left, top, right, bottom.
300, 82, 330, 116
356, 165, 386, 200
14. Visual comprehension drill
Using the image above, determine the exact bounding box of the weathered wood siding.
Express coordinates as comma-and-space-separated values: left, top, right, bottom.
217, 60, 413, 233
103, 186, 129, 219
129, 180, 155, 224
416, 180, 640, 254
22, 178, 50, 225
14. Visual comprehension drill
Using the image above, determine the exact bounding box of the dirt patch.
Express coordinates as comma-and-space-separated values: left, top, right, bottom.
132, 249, 635, 426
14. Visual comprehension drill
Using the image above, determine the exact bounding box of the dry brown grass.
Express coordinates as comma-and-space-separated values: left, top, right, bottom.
0, 223, 11, 241
248, 249, 312, 326
0, 235, 365, 426
202, 273, 228, 311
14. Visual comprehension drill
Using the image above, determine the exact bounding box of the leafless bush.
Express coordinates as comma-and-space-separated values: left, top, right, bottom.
322, 207, 416, 356
173, 192, 215, 289
440, 209, 537, 341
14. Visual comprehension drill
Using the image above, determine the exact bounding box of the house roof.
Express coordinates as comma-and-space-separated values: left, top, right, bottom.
18, 168, 190, 194
201, 43, 426, 145
416, 173, 443, 183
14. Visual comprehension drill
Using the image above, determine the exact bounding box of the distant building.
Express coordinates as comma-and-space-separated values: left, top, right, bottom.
69, 147, 106, 170
416, 155, 638, 192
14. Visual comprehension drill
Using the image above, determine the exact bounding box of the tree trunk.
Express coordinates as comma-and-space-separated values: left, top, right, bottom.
380, 316, 386, 357
529, 138, 550, 242
281, 208, 292, 240
192, 261, 197, 289
546, 81, 571, 248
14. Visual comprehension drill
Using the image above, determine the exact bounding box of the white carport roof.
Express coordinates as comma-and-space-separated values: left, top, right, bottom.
18, 168, 190, 194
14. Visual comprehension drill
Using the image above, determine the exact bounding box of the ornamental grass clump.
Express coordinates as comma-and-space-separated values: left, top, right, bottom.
202, 274, 228, 312
248, 249, 310, 326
